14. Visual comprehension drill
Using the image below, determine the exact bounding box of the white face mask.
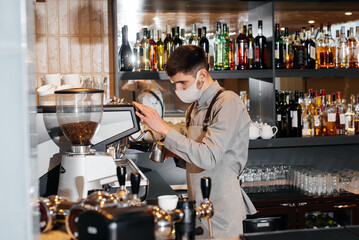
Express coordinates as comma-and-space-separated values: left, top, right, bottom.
174, 71, 204, 103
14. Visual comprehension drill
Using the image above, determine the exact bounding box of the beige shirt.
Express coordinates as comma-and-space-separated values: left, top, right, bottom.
164, 81, 256, 238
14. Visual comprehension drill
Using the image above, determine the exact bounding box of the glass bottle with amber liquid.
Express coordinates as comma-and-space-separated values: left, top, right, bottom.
325, 94, 337, 135
247, 24, 255, 69
283, 28, 293, 69
255, 20, 266, 69
335, 92, 346, 135
148, 29, 157, 71
156, 30, 164, 71
312, 96, 323, 136
320, 89, 327, 135
305, 25, 316, 69
223, 23, 231, 70
274, 23, 283, 69
164, 25, 173, 68
321, 24, 336, 68
236, 24, 248, 70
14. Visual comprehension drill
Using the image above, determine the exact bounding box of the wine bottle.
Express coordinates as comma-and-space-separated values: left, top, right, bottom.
189, 24, 198, 45
164, 25, 173, 67
214, 22, 224, 70
148, 29, 157, 71
247, 24, 255, 69
119, 25, 133, 71
255, 20, 267, 69
274, 23, 283, 69
156, 30, 164, 71
173, 26, 182, 49
140, 27, 150, 71
236, 24, 248, 70
133, 32, 141, 72
199, 26, 210, 67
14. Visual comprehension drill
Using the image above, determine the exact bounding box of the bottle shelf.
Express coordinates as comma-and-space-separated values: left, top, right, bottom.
249, 135, 359, 149
118, 69, 359, 81
275, 69, 359, 78
118, 70, 273, 80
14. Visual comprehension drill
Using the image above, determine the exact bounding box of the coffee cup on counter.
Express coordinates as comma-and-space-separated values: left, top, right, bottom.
157, 195, 178, 211
37, 84, 56, 106
260, 123, 278, 139
63, 74, 83, 88
43, 73, 61, 87
249, 122, 261, 140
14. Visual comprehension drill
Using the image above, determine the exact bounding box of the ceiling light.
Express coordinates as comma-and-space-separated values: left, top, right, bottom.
308, 20, 315, 24
345, 12, 352, 16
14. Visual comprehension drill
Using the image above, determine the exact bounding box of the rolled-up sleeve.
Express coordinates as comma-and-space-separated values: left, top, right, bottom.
164, 94, 244, 170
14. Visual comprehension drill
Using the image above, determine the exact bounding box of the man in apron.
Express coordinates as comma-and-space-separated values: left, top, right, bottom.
133, 45, 256, 238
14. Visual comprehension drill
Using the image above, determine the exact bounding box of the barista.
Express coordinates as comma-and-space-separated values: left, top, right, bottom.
132, 45, 256, 238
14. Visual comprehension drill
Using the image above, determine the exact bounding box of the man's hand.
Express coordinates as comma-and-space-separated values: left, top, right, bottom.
133, 102, 171, 137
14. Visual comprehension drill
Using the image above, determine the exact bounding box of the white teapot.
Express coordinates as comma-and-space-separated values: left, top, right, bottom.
260, 123, 278, 139
249, 122, 261, 140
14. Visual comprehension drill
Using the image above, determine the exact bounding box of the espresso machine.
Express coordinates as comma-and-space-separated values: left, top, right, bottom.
36, 88, 148, 202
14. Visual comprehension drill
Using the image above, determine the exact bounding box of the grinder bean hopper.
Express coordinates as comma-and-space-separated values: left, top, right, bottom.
55, 88, 125, 201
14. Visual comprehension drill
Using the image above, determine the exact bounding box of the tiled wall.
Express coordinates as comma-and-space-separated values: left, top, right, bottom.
35, 0, 114, 97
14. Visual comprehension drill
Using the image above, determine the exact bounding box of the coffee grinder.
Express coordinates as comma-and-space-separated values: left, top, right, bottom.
55, 88, 119, 201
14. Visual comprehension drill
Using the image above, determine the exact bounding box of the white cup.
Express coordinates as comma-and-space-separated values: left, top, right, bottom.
43, 74, 61, 87
37, 84, 56, 106
157, 195, 178, 211
260, 123, 278, 139
63, 74, 83, 88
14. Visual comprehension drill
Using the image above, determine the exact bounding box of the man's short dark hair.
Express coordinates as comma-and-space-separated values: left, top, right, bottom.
165, 45, 209, 77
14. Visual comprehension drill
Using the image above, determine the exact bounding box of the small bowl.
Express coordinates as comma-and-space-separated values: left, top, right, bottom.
157, 195, 178, 211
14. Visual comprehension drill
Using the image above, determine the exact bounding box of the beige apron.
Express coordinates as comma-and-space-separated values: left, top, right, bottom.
186, 125, 256, 238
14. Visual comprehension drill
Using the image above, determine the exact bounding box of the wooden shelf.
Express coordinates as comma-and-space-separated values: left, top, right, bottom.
249, 135, 359, 149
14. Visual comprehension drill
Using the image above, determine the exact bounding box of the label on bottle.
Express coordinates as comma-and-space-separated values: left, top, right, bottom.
277, 114, 281, 122
292, 111, 298, 128
302, 128, 311, 137
340, 113, 345, 124
248, 48, 253, 59
314, 115, 321, 127
338, 46, 345, 63
275, 49, 279, 60
310, 46, 316, 60
255, 47, 260, 62
328, 113, 336, 122
345, 115, 350, 130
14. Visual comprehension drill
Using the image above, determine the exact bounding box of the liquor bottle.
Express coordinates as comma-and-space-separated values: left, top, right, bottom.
335, 92, 346, 135
348, 27, 358, 68
337, 26, 348, 68
148, 29, 157, 71
229, 30, 235, 70
282, 91, 292, 137
345, 103, 355, 135
199, 26, 210, 67
305, 25, 316, 69
355, 94, 359, 134
236, 24, 248, 70
276, 90, 284, 138
255, 20, 267, 69
133, 32, 141, 72
164, 25, 173, 67
274, 23, 283, 69
189, 24, 198, 45
180, 28, 186, 45
293, 31, 305, 69
156, 30, 164, 71
283, 28, 293, 69
325, 94, 337, 136
291, 91, 302, 137
316, 24, 324, 68
302, 100, 312, 138
140, 27, 150, 71
197, 28, 202, 44
247, 24, 255, 69
223, 23, 231, 70
320, 89, 327, 135
173, 26, 182, 50
356, 27, 359, 67
119, 25, 133, 71
312, 96, 323, 137
321, 24, 336, 68
214, 22, 224, 70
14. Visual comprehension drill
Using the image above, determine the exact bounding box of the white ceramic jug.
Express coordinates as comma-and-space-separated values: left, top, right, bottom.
260, 123, 278, 139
